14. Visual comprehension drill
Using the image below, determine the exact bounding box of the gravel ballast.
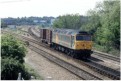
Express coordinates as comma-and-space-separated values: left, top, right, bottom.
25, 48, 81, 80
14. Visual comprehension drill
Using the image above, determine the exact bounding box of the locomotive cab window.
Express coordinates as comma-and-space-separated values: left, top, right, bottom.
76, 35, 91, 41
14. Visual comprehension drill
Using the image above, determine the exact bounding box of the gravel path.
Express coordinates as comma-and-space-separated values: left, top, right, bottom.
25, 48, 81, 80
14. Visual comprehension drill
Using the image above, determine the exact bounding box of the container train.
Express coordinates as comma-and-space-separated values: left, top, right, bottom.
40, 28, 93, 59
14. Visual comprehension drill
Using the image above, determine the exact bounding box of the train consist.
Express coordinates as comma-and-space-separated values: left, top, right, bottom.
40, 28, 93, 59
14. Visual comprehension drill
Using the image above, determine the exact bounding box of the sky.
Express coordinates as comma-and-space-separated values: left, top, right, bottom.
0, 0, 103, 18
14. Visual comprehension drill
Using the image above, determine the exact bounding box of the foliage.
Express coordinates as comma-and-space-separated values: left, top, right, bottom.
1, 57, 32, 80
81, 0, 120, 52
1, 34, 27, 63
1, 34, 42, 80
1, 34, 31, 80
80, 10, 101, 35
1, 20, 7, 28
25, 64, 43, 80
53, 14, 87, 29
93, 43, 120, 56
95, 0, 120, 49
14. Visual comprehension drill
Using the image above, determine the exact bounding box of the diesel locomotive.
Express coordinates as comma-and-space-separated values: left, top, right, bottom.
40, 28, 93, 59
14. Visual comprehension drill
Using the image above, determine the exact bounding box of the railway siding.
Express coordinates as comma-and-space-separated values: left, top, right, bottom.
92, 50, 120, 62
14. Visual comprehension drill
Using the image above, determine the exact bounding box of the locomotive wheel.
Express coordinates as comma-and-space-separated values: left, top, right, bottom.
64, 49, 67, 54
71, 54, 75, 58
56, 46, 59, 51
53, 45, 56, 50
67, 50, 71, 56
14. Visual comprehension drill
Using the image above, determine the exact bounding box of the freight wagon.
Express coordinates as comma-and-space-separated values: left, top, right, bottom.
40, 28, 52, 45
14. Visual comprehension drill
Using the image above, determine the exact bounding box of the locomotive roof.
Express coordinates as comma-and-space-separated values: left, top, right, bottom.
53, 28, 90, 35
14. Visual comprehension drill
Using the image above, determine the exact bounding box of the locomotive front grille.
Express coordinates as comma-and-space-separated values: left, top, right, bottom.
75, 41, 92, 50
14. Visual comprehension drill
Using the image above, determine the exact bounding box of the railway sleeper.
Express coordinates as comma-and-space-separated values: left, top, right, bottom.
84, 62, 120, 80
90, 60, 120, 76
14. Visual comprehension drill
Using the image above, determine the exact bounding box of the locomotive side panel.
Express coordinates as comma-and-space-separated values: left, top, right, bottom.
58, 34, 72, 49
52, 32, 72, 49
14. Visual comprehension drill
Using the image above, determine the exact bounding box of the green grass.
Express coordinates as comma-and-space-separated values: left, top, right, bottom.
93, 43, 120, 57
24, 63, 43, 80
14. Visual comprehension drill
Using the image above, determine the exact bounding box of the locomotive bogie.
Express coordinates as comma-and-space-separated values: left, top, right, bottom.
51, 43, 91, 59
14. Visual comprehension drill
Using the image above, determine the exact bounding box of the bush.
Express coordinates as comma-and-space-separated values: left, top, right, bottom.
1, 34, 31, 80
1, 57, 26, 80
1, 34, 27, 63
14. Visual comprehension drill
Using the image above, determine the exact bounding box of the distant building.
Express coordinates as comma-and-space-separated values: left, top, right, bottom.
40, 20, 46, 23
33, 20, 39, 23
8, 25, 16, 29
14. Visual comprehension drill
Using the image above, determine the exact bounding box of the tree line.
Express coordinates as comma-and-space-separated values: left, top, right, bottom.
53, 14, 88, 29
1, 16, 55, 27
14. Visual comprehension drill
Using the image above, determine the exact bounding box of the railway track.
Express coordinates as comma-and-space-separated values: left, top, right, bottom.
84, 59, 120, 79
28, 44, 101, 80
28, 27, 120, 80
2, 28, 120, 80
92, 51, 120, 62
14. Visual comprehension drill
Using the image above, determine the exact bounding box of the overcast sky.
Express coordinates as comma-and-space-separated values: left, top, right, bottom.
0, 0, 103, 18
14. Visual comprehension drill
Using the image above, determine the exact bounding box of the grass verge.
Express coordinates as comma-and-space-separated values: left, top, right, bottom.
24, 63, 43, 80
93, 43, 120, 57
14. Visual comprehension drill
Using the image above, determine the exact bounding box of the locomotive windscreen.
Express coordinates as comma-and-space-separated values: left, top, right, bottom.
78, 31, 89, 35
76, 35, 91, 41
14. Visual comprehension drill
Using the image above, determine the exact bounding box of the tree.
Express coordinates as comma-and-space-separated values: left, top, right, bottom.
1, 34, 27, 63
81, 0, 120, 52
53, 14, 83, 29
95, 0, 120, 49
1, 20, 7, 28
81, 10, 101, 35
1, 57, 31, 80
1, 34, 31, 80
